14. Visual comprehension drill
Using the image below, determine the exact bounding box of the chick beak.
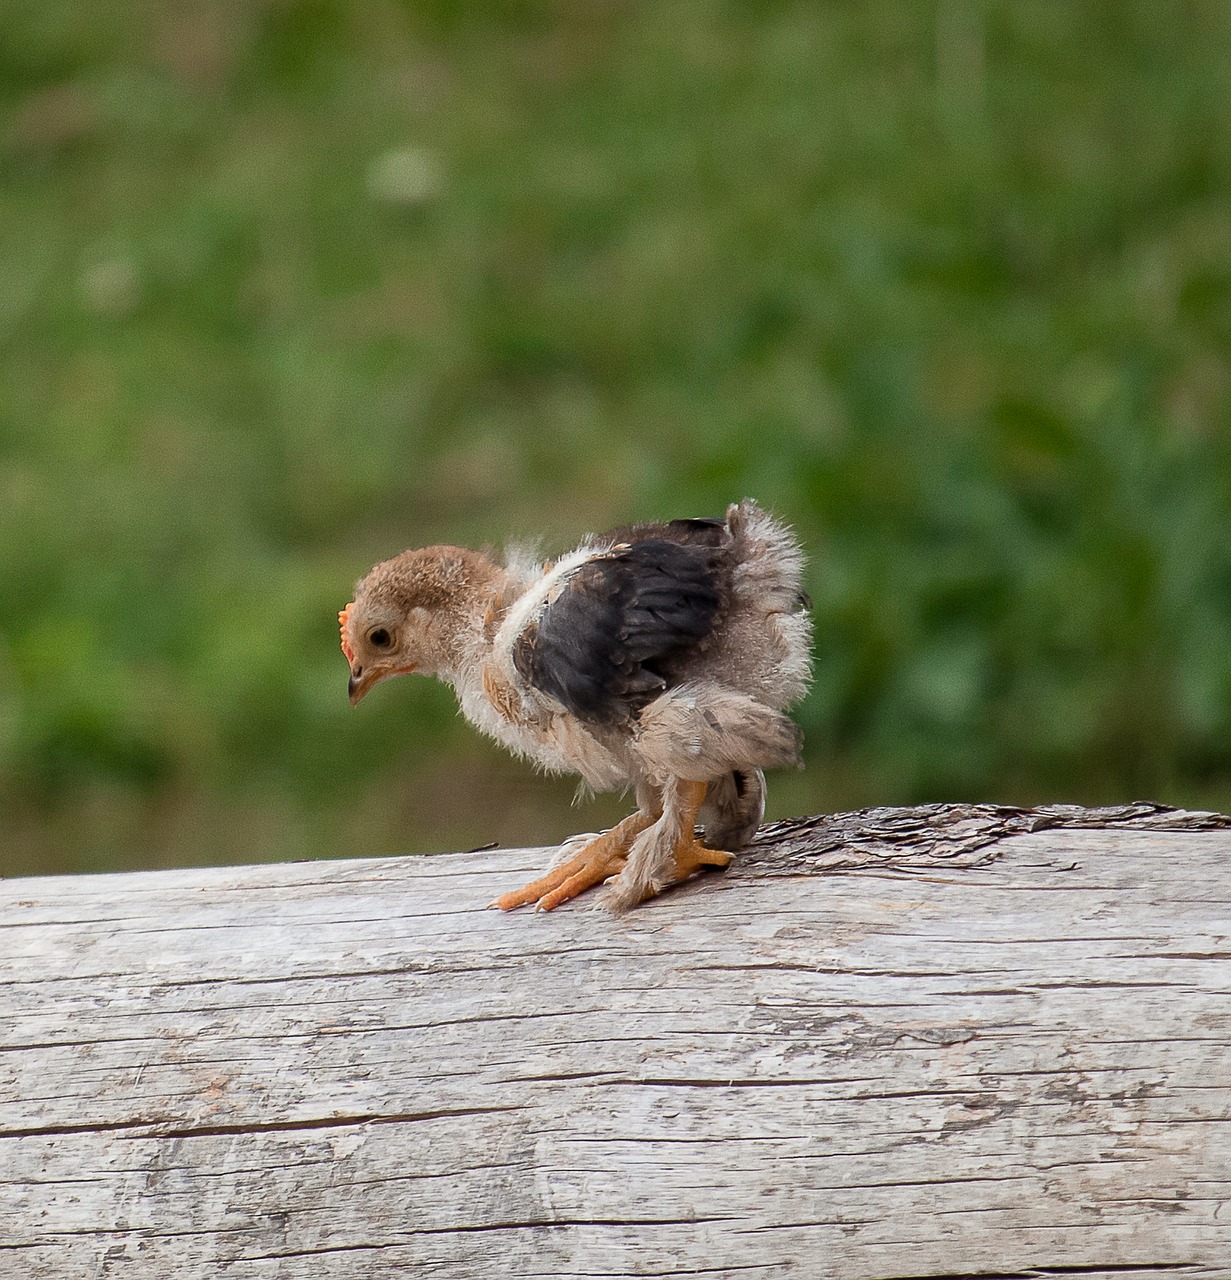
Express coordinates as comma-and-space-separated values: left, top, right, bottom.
347, 662, 417, 705
348, 665, 376, 705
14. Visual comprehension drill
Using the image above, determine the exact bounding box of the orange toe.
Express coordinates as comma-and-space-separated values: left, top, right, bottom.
489, 842, 627, 912
490, 810, 657, 912
673, 837, 733, 881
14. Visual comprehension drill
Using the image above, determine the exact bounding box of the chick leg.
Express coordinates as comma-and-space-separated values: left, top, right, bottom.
671, 780, 736, 877
490, 808, 658, 912
606, 779, 733, 910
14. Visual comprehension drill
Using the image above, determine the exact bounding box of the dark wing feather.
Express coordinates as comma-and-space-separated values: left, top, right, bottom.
513, 535, 728, 725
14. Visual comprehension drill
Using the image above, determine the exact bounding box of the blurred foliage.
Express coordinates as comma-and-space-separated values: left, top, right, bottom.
3, 0, 1231, 876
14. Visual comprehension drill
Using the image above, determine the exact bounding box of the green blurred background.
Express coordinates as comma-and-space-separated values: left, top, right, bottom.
3, 1, 1231, 878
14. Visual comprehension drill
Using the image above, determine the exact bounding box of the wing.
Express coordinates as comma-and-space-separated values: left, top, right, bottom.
512, 534, 728, 726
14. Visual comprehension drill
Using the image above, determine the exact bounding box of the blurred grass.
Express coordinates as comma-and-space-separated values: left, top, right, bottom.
3, 0, 1231, 876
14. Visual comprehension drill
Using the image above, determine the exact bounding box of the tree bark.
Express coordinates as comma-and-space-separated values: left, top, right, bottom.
1, 804, 1229, 1279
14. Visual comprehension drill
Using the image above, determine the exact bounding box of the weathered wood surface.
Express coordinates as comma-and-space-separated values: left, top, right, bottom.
2, 806, 1230, 1280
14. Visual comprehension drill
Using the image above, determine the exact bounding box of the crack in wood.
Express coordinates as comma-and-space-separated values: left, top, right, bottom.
876, 1267, 1198, 1280
243, 1215, 748, 1260
0, 1105, 525, 1143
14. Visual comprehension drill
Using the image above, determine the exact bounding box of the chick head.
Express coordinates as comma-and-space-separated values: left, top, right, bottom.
340, 546, 480, 703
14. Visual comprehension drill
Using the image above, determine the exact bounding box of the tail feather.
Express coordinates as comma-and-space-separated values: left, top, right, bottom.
699, 768, 765, 849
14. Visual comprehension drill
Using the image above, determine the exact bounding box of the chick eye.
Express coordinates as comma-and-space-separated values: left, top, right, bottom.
369, 627, 392, 649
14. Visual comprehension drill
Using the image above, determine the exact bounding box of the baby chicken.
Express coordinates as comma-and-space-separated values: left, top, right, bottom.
340, 499, 812, 911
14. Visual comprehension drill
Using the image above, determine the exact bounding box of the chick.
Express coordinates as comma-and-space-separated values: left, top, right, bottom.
340, 500, 812, 910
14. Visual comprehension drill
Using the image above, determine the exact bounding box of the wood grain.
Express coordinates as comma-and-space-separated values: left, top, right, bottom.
1, 811, 1229, 1279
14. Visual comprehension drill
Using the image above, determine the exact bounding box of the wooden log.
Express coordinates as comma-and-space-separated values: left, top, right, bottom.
1, 804, 1229, 1279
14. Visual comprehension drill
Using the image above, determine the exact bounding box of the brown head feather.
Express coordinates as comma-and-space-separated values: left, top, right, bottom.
341, 545, 506, 695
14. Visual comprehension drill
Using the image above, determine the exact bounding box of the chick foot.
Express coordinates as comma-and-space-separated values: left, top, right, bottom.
490, 811, 656, 912
673, 836, 734, 880
604, 780, 734, 910
671, 780, 733, 881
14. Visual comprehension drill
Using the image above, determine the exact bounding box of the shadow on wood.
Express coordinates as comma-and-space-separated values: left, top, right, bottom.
1, 805, 1229, 1279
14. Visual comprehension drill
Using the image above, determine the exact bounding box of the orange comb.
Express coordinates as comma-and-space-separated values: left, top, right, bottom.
338, 604, 355, 664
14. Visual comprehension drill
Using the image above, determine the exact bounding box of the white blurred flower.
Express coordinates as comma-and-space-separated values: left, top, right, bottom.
81, 255, 139, 317
366, 146, 441, 207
